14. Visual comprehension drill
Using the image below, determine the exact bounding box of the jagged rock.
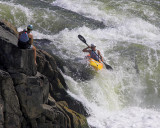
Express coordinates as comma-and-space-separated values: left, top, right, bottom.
37, 49, 88, 116
41, 104, 68, 128
0, 19, 18, 37
0, 20, 89, 128
15, 72, 49, 119
37, 49, 67, 88
57, 102, 88, 128
41, 101, 88, 128
10, 72, 27, 85
0, 70, 22, 128
0, 20, 18, 45
61, 95, 89, 117
47, 96, 72, 128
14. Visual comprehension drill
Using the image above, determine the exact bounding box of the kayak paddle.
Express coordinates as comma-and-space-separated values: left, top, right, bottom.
78, 34, 113, 70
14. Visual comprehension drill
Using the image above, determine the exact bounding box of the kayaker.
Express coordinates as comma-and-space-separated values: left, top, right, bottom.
82, 44, 104, 62
18, 25, 37, 65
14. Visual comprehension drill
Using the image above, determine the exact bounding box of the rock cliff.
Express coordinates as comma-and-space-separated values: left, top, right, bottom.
0, 20, 89, 128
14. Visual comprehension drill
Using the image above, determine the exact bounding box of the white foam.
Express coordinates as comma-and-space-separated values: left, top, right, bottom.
52, 0, 121, 26
64, 66, 160, 128
0, 1, 34, 25
52, 0, 160, 49
104, 107, 160, 128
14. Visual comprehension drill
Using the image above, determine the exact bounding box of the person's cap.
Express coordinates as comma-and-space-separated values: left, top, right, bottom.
27, 25, 33, 30
91, 44, 96, 47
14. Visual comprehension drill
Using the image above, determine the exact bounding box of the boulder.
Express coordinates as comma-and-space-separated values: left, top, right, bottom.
57, 101, 88, 128
41, 104, 68, 128
0, 70, 22, 128
15, 72, 49, 119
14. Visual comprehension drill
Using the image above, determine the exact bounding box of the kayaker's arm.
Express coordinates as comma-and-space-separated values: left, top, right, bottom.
82, 46, 91, 52
98, 50, 104, 62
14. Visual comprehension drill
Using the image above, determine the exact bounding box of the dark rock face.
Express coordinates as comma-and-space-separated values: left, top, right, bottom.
36, 49, 88, 116
15, 72, 49, 119
0, 70, 22, 128
0, 20, 89, 128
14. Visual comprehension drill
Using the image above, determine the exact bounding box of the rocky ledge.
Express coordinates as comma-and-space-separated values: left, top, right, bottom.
0, 20, 89, 128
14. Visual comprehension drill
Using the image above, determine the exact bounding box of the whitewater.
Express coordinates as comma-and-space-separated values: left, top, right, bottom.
0, 0, 160, 127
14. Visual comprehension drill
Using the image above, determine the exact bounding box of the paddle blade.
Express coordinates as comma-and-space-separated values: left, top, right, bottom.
78, 35, 86, 44
104, 62, 113, 70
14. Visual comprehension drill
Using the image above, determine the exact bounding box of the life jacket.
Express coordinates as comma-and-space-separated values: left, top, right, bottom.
19, 30, 29, 43
90, 50, 99, 61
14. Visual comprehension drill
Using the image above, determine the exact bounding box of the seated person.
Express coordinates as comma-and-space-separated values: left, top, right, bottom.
18, 25, 37, 65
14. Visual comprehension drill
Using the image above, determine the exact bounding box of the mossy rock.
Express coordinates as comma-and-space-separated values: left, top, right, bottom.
57, 102, 89, 128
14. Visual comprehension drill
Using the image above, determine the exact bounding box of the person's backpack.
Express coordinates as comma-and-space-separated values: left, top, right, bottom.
19, 29, 29, 43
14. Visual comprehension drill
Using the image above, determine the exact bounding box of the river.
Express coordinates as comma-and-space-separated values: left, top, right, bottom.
0, 0, 160, 127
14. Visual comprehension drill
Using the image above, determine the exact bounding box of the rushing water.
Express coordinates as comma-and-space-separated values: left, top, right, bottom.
0, 0, 160, 127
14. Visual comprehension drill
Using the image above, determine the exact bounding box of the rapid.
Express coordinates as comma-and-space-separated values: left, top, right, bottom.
0, 0, 160, 127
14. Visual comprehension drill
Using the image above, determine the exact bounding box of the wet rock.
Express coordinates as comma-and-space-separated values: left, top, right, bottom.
36, 49, 88, 116
42, 104, 68, 127
15, 72, 49, 119
10, 72, 27, 86
57, 102, 88, 128
0, 70, 22, 128
0, 20, 89, 128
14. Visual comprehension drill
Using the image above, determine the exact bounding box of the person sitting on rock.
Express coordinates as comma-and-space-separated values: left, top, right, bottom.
18, 25, 37, 65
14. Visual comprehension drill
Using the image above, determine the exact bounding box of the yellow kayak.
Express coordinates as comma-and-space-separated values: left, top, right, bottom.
89, 58, 103, 70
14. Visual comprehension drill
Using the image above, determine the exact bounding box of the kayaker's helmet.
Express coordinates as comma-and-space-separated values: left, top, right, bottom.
27, 25, 33, 30
91, 44, 96, 48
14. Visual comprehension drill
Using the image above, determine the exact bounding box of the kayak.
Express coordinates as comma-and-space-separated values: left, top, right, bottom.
89, 58, 103, 70
86, 54, 103, 70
